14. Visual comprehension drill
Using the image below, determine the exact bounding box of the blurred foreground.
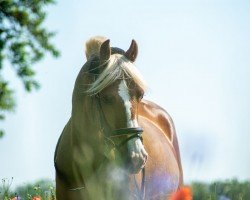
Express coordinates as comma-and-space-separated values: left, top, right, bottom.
0, 178, 249, 200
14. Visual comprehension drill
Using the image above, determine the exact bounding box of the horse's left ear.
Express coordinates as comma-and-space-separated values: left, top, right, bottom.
125, 39, 138, 62
99, 39, 111, 64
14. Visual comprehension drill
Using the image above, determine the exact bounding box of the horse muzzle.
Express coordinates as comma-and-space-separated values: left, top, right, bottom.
110, 127, 148, 174
127, 137, 148, 174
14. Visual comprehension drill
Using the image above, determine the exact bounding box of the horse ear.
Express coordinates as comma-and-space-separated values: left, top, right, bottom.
99, 39, 111, 64
125, 39, 138, 62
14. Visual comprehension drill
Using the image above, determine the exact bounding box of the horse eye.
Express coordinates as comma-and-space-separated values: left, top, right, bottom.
102, 94, 115, 104
137, 91, 144, 101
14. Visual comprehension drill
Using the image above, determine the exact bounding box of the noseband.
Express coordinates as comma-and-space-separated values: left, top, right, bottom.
111, 127, 143, 147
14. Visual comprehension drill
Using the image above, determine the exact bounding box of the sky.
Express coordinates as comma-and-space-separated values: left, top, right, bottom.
1, 0, 250, 187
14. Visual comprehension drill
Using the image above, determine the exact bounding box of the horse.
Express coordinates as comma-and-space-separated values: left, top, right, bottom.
54, 36, 183, 200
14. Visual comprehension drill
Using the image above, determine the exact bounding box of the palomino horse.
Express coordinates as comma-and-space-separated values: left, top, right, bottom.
54, 36, 183, 200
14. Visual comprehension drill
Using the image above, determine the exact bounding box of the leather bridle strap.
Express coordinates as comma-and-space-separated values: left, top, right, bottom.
141, 167, 146, 199
95, 93, 113, 137
110, 127, 144, 148
95, 94, 144, 144
112, 127, 143, 136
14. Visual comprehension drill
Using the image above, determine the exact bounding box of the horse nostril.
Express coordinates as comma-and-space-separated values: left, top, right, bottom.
133, 153, 147, 168
131, 153, 139, 165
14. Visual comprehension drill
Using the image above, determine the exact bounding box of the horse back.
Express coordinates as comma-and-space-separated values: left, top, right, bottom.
138, 99, 183, 185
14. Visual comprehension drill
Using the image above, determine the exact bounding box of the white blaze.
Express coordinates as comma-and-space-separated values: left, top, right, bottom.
118, 80, 136, 127
118, 80, 147, 169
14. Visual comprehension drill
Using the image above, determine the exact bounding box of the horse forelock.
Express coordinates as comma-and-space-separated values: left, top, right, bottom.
85, 54, 147, 95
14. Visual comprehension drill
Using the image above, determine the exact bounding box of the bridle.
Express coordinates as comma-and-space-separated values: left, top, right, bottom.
95, 93, 144, 148
95, 92, 146, 199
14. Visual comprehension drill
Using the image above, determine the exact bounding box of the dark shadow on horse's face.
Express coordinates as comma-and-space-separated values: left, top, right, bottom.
98, 81, 128, 130
98, 78, 148, 174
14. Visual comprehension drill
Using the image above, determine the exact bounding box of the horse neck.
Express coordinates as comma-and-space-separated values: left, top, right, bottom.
71, 67, 100, 141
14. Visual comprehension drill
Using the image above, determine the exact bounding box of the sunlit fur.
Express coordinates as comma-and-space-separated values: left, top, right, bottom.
85, 36, 107, 60
86, 54, 147, 95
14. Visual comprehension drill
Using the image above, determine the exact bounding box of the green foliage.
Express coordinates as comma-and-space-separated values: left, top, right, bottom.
14, 179, 55, 199
1, 178, 250, 199
191, 179, 250, 200
0, 178, 15, 199
0, 0, 60, 136
0, 178, 55, 200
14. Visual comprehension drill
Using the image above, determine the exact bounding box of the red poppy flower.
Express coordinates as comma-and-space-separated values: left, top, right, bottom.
170, 186, 192, 200
11, 197, 21, 200
32, 196, 42, 200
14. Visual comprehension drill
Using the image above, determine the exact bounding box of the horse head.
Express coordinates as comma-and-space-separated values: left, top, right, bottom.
83, 37, 148, 174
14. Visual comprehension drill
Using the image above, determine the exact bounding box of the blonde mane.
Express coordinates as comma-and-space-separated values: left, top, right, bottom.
86, 54, 147, 95
85, 36, 107, 60
84, 36, 147, 95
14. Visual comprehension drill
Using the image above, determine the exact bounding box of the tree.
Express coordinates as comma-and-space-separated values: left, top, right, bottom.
0, 0, 60, 137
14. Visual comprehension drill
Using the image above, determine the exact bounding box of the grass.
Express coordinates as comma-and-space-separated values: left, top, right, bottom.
1, 178, 250, 199
0, 178, 55, 200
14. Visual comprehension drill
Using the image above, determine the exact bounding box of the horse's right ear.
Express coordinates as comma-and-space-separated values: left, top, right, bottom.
99, 39, 111, 64
125, 39, 138, 62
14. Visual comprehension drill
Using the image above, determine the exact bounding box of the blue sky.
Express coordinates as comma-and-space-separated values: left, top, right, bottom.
1, 0, 250, 187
